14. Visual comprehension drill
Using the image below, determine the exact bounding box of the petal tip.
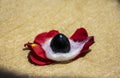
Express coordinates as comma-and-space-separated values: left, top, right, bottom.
70, 27, 88, 41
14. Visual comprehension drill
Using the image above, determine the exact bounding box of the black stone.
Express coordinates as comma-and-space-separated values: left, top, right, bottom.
50, 33, 70, 53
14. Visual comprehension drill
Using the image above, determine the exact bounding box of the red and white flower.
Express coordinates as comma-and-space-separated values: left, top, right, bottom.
24, 28, 94, 66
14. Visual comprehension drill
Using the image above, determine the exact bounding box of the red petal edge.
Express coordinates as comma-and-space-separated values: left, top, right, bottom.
47, 30, 59, 38
25, 30, 59, 66
25, 43, 54, 66
70, 28, 88, 41
29, 52, 54, 66
34, 30, 59, 45
34, 32, 48, 45
72, 36, 94, 60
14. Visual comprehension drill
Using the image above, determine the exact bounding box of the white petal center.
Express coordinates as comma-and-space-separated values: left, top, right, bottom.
41, 38, 90, 61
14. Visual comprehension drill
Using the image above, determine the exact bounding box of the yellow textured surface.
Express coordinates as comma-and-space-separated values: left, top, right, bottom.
0, 0, 120, 78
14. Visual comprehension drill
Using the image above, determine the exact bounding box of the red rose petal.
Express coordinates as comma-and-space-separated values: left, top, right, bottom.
70, 28, 88, 41
72, 36, 94, 60
29, 52, 54, 66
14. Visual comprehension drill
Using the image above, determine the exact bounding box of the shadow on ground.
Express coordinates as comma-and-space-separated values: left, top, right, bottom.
0, 67, 91, 78
0, 68, 28, 78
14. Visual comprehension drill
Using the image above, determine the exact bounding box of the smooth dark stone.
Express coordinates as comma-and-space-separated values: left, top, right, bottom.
50, 33, 70, 53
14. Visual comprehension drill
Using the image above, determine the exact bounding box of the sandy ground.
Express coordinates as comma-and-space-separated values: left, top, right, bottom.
0, 0, 120, 78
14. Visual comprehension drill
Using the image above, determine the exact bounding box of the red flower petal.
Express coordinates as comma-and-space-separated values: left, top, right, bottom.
25, 43, 51, 61
24, 30, 59, 66
34, 32, 48, 44
72, 36, 94, 60
29, 52, 54, 66
47, 30, 59, 38
81, 36, 94, 54
25, 43, 54, 66
70, 28, 88, 41
34, 30, 59, 45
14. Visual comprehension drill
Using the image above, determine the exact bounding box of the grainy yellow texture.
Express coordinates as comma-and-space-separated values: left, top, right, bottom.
0, 0, 120, 78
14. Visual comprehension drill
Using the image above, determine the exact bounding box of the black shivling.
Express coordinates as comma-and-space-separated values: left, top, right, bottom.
50, 33, 70, 53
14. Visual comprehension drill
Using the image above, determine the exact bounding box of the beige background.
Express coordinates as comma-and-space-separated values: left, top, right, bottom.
0, 0, 120, 78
